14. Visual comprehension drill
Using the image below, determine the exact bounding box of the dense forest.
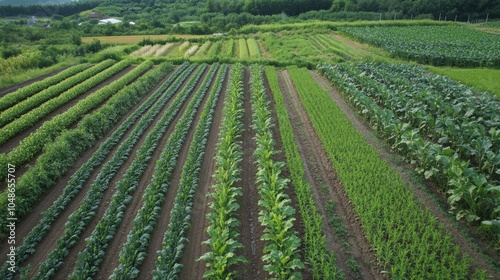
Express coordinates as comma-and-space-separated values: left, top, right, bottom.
1, 0, 499, 18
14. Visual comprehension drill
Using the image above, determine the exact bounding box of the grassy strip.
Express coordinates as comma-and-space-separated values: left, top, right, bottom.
198, 64, 246, 279
0, 64, 90, 111
239, 38, 249, 59
152, 64, 227, 279
250, 65, 304, 278
31, 63, 203, 280
247, 38, 261, 59
0, 62, 178, 279
109, 63, 215, 279
0, 61, 112, 127
288, 66, 482, 279
264, 66, 337, 279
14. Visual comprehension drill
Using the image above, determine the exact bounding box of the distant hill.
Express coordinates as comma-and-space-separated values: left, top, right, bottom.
0, 0, 76, 6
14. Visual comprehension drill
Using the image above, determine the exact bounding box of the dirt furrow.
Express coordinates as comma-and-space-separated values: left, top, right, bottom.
178, 66, 229, 279
309, 70, 499, 276
278, 69, 382, 279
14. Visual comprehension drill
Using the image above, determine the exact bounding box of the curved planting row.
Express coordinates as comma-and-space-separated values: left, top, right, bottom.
66, 63, 203, 279
0, 60, 156, 236
319, 63, 500, 243
109, 63, 216, 279
0, 63, 91, 111
250, 65, 303, 279
264, 66, 338, 279
153, 64, 228, 279
0, 60, 115, 127
288, 66, 483, 279
0, 59, 123, 145
0, 60, 150, 182
0, 62, 178, 279
31, 63, 204, 280
199, 64, 246, 279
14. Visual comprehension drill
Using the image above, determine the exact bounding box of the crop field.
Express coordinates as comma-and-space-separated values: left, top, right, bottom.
0, 56, 497, 280
1, 20, 499, 280
340, 25, 500, 67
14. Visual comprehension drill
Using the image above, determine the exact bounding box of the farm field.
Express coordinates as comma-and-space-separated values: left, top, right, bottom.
0, 58, 498, 279
1, 19, 500, 280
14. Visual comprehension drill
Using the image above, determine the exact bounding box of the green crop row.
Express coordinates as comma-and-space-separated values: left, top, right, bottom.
340, 25, 500, 67
0, 59, 122, 145
288, 66, 482, 279
199, 64, 246, 279
247, 38, 261, 59
67, 63, 204, 280
0, 64, 90, 111
109, 63, 214, 279
206, 41, 222, 58
32, 63, 203, 280
0, 62, 179, 279
223, 39, 235, 58
319, 62, 500, 250
239, 38, 249, 59
0, 60, 149, 182
0, 61, 114, 127
194, 41, 213, 57
264, 66, 337, 279
250, 65, 304, 279
153, 64, 227, 279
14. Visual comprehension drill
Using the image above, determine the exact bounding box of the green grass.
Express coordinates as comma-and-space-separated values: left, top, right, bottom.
427, 66, 500, 99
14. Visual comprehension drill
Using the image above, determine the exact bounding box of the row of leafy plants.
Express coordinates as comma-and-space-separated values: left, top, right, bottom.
0, 59, 122, 144
264, 66, 338, 279
319, 62, 500, 249
247, 38, 262, 59
153, 64, 228, 279
0, 62, 180, 279
0, 60, 115, 127
239, 38, 249, 59
0, 60, 150, 182
0, 63, 90, 111
250, 65, 304, 279
31, 63, 204, 280
108, 63, 215, 279
66, 63, 204, 280
199, 63, 246, 279
352, 62, 500, 182
0, 60, 156, 236
288, 66, 485, 279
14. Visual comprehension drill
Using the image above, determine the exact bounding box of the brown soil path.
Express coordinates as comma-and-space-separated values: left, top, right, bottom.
0, 65, 135, 155
75, 66, 208, 280
178, 66, 230, 279
0, 66, 70, 97
308, 70, 499, 277
234, 67, 267, 279
278, 69, 382, 280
